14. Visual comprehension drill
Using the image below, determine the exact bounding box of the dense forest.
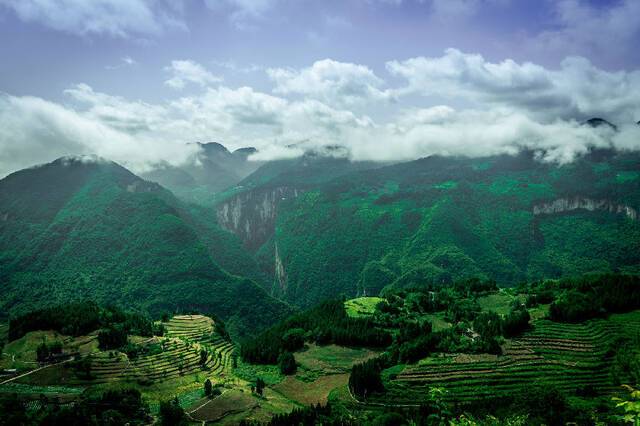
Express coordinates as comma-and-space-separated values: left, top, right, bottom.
0, 157, 290, 337
263, 151, 640, 308
240, 299, 391, 364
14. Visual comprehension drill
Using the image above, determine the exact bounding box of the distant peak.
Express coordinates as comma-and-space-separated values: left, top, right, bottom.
197, 142, 230, 154
54, 155, 112, 166
583, 117, 617, 131
233, 147, 257, 154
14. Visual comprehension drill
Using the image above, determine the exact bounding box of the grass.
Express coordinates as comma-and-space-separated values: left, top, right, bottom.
476, 291, 523, 315
345, 297, 384, 318
234, 360, 284, 386
189, 389, 258, 422
422, 312, 453, 331
2, 331, 63, 370
295, 344, 379, 374
273, 374, 350, 406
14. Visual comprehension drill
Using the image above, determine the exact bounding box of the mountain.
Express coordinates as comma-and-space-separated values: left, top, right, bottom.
141, 142, 263, 205
226, 150, 640, 308
583, 117, 618, 130
0, 156, 289, 336
214, 151, 383, 253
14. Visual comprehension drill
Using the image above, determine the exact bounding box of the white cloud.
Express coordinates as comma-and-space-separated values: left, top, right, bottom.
346, 107, 622, 164
0, 92, 199, 177
2, 51, 640, 178
164, 60, 222, 90
387, 49, 640, 122
532, 0, 640, 60
268, 59, 391, 107
0, 0, 186, 38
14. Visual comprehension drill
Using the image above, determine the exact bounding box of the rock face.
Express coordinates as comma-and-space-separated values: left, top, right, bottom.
274, 242, 287, 294
533, 197, 637, 220
215, 186, 301, 251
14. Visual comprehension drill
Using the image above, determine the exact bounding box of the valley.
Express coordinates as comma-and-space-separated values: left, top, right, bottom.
0, 146, 639, 424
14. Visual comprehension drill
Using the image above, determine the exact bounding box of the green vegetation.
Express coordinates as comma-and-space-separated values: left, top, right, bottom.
159, 396, 187, 426
0, 387, 150, 425
265, 152, 640, 308
0, 157, 290, 337
240, 300, 392, 364
345, 297, 385, 318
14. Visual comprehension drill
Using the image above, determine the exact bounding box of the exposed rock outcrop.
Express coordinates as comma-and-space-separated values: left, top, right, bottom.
533, 197, 637, 220
215, 186, 301, 250
274, 242, 287, 293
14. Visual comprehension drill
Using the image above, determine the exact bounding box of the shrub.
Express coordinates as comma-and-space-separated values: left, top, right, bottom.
278, 352, 297, 375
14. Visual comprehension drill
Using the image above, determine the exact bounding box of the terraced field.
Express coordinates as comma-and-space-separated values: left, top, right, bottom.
68, 315, 235, 385
380, 311, 640, 404
166, 315, 236, 376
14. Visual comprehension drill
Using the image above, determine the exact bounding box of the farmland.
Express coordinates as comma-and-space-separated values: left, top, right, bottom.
371, 311, 640, 405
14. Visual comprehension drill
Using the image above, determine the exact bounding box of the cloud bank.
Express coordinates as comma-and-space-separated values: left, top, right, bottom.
1, 50, 640, 178
0, 0, 186, 37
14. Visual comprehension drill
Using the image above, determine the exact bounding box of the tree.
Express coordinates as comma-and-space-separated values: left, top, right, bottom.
98, 326, 128, 350
502, 305, 530, 337
282, 328, 305, 352
36, 342, 50, 362
159, 397, 186, 426
255, 378, 266, 396
349, 359, 384, 399
613, 385, 640, 424
204, 379, 213, 398
199, 349, 208, 366
278, 352, 297, 375
74, 356, 93, 379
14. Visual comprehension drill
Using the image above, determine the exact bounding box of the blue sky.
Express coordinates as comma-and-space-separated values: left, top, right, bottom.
0, 0, 639, 177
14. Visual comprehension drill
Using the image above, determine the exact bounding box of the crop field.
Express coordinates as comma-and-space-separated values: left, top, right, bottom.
34, 315, 237, 386
273, 373, 350, 405
345, 297, 384, 318
378, 311, 640, 404
295, 344, 379, 375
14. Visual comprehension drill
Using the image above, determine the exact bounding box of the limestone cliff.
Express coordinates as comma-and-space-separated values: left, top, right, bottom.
533, 197, 637, 220
215, 186, 300, 251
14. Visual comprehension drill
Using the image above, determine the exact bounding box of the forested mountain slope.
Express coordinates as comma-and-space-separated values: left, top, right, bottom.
214, 152, 382, 251
267, 150, 640, 307
0, 156, 290, 336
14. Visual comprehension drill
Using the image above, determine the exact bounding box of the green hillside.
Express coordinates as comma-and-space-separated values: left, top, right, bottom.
270, 151, 640, 307
0, 157, 289, 336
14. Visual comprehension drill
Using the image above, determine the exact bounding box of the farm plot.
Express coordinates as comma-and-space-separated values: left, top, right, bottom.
68, 315, 235, 385
380, 312, 640, 404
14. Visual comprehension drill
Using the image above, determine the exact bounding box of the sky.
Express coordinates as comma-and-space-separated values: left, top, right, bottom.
1, 0, 640, 177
